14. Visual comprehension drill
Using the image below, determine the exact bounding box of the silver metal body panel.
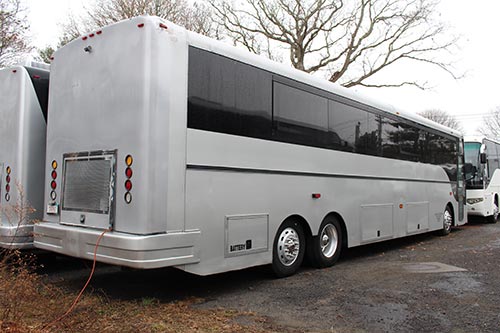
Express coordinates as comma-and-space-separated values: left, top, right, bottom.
35, 222, 200, 268
35, 16, 464, 275
0, 66, 47, 249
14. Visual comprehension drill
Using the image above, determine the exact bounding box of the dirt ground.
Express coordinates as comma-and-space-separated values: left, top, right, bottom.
39, 219, 500, 332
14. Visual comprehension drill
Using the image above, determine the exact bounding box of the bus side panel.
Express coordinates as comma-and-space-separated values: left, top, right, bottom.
21, 71, 47, 223
182, 130, 454, 275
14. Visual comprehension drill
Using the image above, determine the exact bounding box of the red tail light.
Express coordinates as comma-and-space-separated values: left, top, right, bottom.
125, 167, 133, 178
4, 166, 11, 201
124, 155, 133, 203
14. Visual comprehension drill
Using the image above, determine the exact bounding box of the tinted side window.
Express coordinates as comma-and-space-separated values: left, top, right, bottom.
188, 47, 272, 139
328, 100, 380, 155
398, 124, 421, 162
381, 117, 400, 159
273, 82, 328, 148
25, 67, 49, 122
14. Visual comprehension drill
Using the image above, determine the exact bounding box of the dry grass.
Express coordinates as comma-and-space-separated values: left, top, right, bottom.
0, 185, 277, 333
0, 252, 275, 333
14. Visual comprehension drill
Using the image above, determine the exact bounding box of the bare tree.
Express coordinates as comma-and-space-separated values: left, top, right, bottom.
479, 107, 500, 140
59, 0, 218, 44
0, 0, 31, 66
418, 109, 463, 132
210, 0, 459, 88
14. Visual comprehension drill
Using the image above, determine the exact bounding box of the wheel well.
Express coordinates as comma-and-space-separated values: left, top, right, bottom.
285, 214, 313, 243
446, 202, 455, 226
495, 194, 499, 206
282, 213, 348, 249
324, 212, 348, 249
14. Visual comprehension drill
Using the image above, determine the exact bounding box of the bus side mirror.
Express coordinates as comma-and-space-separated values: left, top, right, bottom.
480, 153, 487, 164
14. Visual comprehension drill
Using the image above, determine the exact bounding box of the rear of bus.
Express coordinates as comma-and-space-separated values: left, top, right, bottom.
0, 65, 49, 249
34, 17, 200, 267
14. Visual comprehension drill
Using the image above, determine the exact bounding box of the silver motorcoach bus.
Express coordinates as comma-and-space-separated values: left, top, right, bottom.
34, 16, 466, 277
0, 63, 49, 249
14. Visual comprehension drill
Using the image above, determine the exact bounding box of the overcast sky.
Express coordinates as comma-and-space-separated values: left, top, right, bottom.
24, 0, 500, 137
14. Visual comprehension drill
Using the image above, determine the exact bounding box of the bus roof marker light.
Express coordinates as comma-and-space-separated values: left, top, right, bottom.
96, 30, 102, 35
52, 160, 58, 169
82, 36, 88, 40
51, 180, 57, 190
125, 180, 132, 191
6, 166, 11, 175
312, 193, 321, 199
51, 170, 57, 179
399, 204, 404, 209
12, 70, 16, 73
6, 175, 10, 183
89, 33, 95, 38
159, 23, 168, 29
6, 184, 10, 193
137, 23, 145, 28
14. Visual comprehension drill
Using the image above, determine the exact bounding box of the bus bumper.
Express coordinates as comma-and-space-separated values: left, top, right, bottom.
0, 224, 34, 249
34, 223, 201, 269
467, 202, 487, 217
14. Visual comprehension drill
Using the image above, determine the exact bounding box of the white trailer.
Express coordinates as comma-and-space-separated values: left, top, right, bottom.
34, 16, 466, 277
464, 136, 500, 222
0, 63, 49, 249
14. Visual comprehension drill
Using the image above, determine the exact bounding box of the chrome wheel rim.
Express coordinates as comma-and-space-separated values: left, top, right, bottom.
277, 227, 300, 266
320, 223, 338, 258
443, 209, 452, 231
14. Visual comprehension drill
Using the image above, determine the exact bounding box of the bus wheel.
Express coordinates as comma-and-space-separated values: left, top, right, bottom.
438, 206, 453, 236
272, 219, 305, 278
488, 200, 499, 223
309, 216, 342, 268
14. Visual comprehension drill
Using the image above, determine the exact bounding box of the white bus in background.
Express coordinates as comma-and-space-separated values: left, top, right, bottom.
464, 137, 500, 223
0, 62, 50, 249
34, 16, 466, 277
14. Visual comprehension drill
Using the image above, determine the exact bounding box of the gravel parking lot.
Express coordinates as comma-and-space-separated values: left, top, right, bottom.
41, 219, 500, 332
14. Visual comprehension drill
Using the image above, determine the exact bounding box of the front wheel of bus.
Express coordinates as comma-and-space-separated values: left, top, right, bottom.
488, 200, 499, 224
309, 216, 343, 268
438, 206, 453, 236
272, 219, 306, 278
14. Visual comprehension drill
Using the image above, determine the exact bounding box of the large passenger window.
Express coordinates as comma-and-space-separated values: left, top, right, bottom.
188, 47, 272, 139
328, 101, 380, 155
273, 82, 329, 148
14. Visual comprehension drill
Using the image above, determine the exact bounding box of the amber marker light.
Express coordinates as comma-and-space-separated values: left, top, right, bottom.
6, 166, 11, 175
125, 155, 133, 166
52, 160, 58, 169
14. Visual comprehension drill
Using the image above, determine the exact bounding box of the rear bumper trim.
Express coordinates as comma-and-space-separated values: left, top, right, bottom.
34, 223, 201, 269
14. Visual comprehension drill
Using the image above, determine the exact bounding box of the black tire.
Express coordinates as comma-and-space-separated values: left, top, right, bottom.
488, 200, 499, 223
308, 216, 342, 268
438, 206, 453, 236
272, 218, 306, 278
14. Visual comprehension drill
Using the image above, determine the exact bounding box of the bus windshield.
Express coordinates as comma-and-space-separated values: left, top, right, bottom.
464, 142, 482, 189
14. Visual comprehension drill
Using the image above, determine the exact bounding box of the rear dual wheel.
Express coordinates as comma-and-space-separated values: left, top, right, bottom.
272, 219, 305, 278
272, 216, 343, 277
308, 216, 342, 268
